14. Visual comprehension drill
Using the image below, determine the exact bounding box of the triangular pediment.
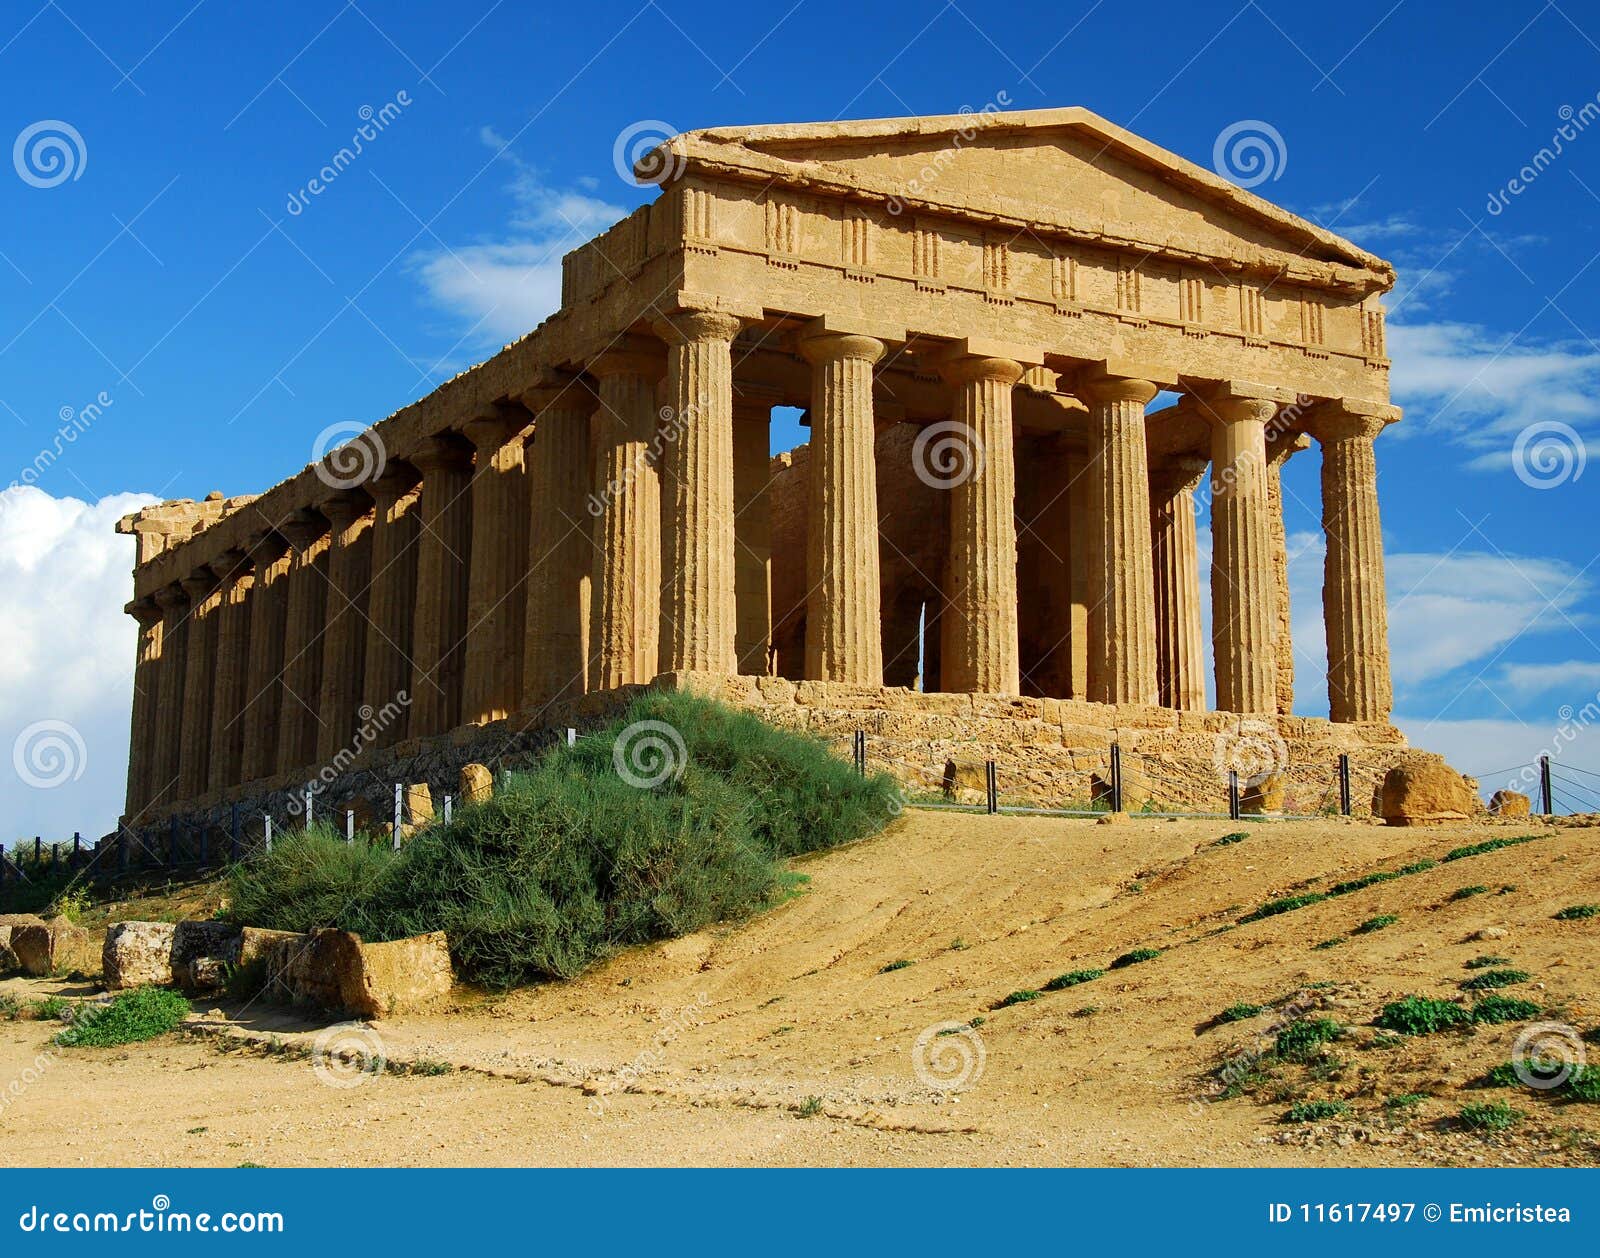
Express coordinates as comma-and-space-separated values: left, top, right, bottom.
664, 109, 1391, 291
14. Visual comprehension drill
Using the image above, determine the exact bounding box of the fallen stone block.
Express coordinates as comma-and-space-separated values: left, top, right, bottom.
1489, 789, 1531, 818
1241, 772, 1286, 815
258, 927, 453, 1018
0, 941, 17, 973
0, 913, 46, 953
1379, 758, 1475, 826
172, 920, 246, 992
460, 762, 493, 805
11, 918, 98, 978
102, 920, 177, 990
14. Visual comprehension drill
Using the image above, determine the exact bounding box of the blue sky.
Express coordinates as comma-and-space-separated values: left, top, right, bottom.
3, 0, 1599, 837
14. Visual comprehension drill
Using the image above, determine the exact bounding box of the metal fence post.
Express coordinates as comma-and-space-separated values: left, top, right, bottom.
1228, 770, 1242, 822
1109, 743, 1123, 813
33, 836, 41, 864
72, 831, 81, 867
304, 784, 314, 827
392, 783, 403, 850
345, 810, 355, 842
1338, 754, 1351, 817
264, 814, 274, 853
566, 727, 577, 746
853, 730, 866, 776
985, 760, 998, 814
1540, 755, 1553, 815
442, 795, 453, 824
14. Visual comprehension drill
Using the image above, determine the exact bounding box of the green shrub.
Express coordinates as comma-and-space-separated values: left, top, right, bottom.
1397, 859, 1437, 875
1044, 968, 1103, 991
227, 694, 901, 988
1377, 996, 1472, 1035
1353, 914, 1399, 935
1217, 1002, 1265, 1023
407, 1059, 453, 1077
1441, 835, 1541, 862
995, 989, 1042, 1009
1449, 885, 1489, 901
1566, 1068, 1600, 1102
1276, 1017, 1343, 1061
1313, 936, 1346, 950
878, 959, 913, 973
1458, 1100, 1520, 1132
1470, 995, 1542, 1024
1212, 832, 1248, 847
1283, 1100, 1348, 1123
1109, 947, 1161, 969
1465, 954, 1511, 969
1385, 1092, 1428, 1111
796, 1096, 823, 1118
1554, 904, 1598, 920
1460, 968, 1530, 991
1239, 893, 1326, 923
57, 988, 190, 1048
28, 996, 70, 1022
1328, 871, 1399, 896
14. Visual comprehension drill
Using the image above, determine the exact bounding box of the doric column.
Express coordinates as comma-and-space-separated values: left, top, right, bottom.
462, 411, 530, 724
938, 352, 1023, 694
1081, 375, 1161, 706
315, 490, 374, 761
1207, 396, 1277, 714
655, 310, 742, 676
408, 435, 474, 736
123, 598, 162, 818
798, 330, 885, 684
733, 385, 775, 675
149, 583, 189, 808
206, 549, 254, 793
1267, 430, 1310, 715
362, 463, 420, 744
1150, 456, 1208, 711
588, 341, 666, 690
274, 512, 330, 775
240, 532, 291, 783
177, 570, 221, 799
1308, 403, 1397, 723
521, 381, 594, 707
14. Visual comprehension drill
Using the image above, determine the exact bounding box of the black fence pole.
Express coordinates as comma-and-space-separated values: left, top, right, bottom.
72, 831, 81, 867
853, 730, 865, 776
1228, 770, 1242, 822
1540, 755, 1553, 815
33, 836, 41, 864
1109, 743, 1123, 813
1338, 754, 1351, 817
985, 760, 998, 814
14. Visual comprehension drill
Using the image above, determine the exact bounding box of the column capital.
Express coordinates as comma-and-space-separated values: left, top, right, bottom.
519, 371, 595, 415
1201, 395, 1278, 427
205, 547, 251, 584
278, 509, 330, 553
1305, 400, 1399, 444
1267, 429, 1312, 467
798, 330, 885, 367
153, 582, 188, 612
127, 596, 161, 627
652, 309, 743, 346
368, 460, 421, 505
462, 407, 532, 452
179, 571, 218, 602
587, 335, 667, 381
1078, 375, 1160, 406
316, 487, 374, 528
408, 432, 474, 474
937, 352, 1025, 387
245, 529, 291, 567
1153, 453, 1210, 498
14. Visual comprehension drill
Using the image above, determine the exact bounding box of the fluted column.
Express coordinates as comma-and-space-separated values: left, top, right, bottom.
462, 412, 530, 723
733, 387, 775, 676
799, 331, 885, 684
240, 532, 291, 782
1267, 431, 1310, 715
124, 598, 162, 818
315, 490, 374, 761
149, 583, 189, 808
1081, 376, 1160, 705
521, 382, 594, 706
1309, 404, 1396, 723
362, 464, 420, 744
274, 512, 330, 775
1150, 456, 1208, 711
177, 571, 221, 799
1207, 397, 1277, 714
588, 343, 666, 690
939, 353, 1023, 694
655, 310, 742, 676
206, 550, 254, 793
408, 435, 474, 735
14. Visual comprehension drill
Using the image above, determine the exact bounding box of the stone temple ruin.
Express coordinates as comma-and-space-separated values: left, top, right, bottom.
117, 107, 1418, 831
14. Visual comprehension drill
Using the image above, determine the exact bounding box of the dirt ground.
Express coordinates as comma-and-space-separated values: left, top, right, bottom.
1, 810, 1595, 1167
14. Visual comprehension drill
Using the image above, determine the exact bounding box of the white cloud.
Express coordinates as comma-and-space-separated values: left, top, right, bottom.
411, 127, 627, 345
1494, 658, 1600, 700
1394, 715, 1600, 807
0, 487, 154, 844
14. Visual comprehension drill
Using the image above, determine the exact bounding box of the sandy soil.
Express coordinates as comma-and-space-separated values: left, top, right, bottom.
1, 811, 1595, 1167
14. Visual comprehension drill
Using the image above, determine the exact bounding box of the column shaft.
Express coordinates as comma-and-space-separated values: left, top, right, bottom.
315, 494, 374, 761
462, 415, 530, 723
150, 586, 189, 808
1208, 398, 1276, 714
733, 396, 773, 675
408, 437, 474, 735
1267, 433, 1309, 715
1150, 459, 1208, 711
522, 389, 593, 706
207, 551, 254, 792
362, 467, 420, 745
124, 600, 162, 818
177, 573, 221, 799
274, 516, 330, 775
240, 535, 291, 782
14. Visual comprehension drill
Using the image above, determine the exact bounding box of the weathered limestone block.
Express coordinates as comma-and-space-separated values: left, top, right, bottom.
0, 913, 46, 955
12, 919, 97, 977
1241, 772, 1287, 815
172, 920, 246, 991
1489, 789, 1531, 818
460, 762, 493, 806
258, 928, 453, 1018
405, 783, 434, 834
102, 920, 177, 989
1379, 758, 1475, 826
942, 757, 988, 805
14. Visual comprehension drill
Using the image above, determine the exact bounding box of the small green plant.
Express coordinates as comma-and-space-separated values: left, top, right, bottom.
1566, 1068, 1600, 1102
0, 994, 21, 1020
1465, 954, 1511, 969
1470, 995, 1542, 1024
1044, 968, 1104, 991
1284, 1100, 1349, 1123
1449, 885, 1489, 901
56, 987, 190, 1048
1212, 832, 1248, 846
1461, 968, 1531, 991
1442, 835, 1541, 862
1239, 893, 1326, 924
1073, 1006, 1100, 1018
796, 1096, 823, 1118
1459, 1100, 1521, 1132
1353, 914, 1399, 935
1217, 1002, 1265, 1023
1554, 904, 1599, 921
1377, 995, 1472, 1035
878, 959, 913, 973
968, 1016, 986, 1029
1109, 947, 1161, 969
1385, 1092, 1428, 1111
948, 938, 969, 952
1328, 871, 1399, 896
28, 996, 70, 1022
995, 989, 1043, 1009
48, 885, 93, 923
1397, 859, 1438, 875
1276, 1018, 1343, 1061
407, 1058, 453, 1077
1313, 936, 1346, 950
1127, 881, 1145, 894
1497, 884, 1517, 895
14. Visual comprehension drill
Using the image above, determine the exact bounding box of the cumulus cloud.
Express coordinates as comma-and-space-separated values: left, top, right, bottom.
0, 487, 154, 844
411, 126, 627, 345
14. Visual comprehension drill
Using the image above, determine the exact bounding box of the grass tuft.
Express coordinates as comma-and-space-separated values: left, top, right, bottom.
1353, 914, 1399, 935
1377, 995, 1472, 1036
1469, 995, 1542, 1024
994, 990, 1042, 1009
1458, 1100, 1521, 1132
878, 959, 914, 974
1216, 1002, 1265, 1023
1109, 947, 1161, 969
1239, 893, 1325, 924
1553, 904, 1598, 921
1460, 968, 1531, 991
1043, 968, 1104, 992
1283, 1100, 1349, 1123
1276, 1017, 1343, 1061
56, 988, 190, 1048
1441, 835, 1542, 862
1211, 832, 1248, 847
1464, 954, 1511, 969
1449, 885, 1489, 901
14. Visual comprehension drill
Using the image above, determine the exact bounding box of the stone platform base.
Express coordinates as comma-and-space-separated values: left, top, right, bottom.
120, 674, 1431, 852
